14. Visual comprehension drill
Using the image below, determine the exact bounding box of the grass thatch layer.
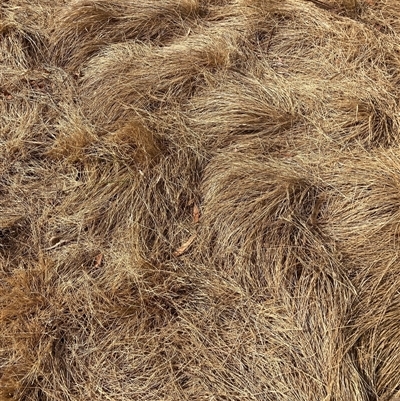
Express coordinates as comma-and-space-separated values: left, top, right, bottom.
1, 0, 400, 400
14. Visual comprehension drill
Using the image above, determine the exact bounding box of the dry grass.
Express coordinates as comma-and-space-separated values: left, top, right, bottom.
1, 0, 400, 400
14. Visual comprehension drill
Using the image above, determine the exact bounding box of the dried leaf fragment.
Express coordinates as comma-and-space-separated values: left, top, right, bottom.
193, 204, 200, 223
94, 253, 103, 268
173, 234, 196, 257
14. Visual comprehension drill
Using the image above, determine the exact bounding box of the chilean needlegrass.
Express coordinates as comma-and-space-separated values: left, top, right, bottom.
1, 0, 400, 400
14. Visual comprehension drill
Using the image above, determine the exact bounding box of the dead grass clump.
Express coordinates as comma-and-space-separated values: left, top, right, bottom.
3, 0, 400, 400
79, 31, 237, 129
199, 153, 342, 292
0, 1, 53, 68
186, 72, 296, 151
50, 0, 204, 71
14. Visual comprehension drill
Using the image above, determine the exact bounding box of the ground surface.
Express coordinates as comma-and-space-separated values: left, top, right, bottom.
1, 0, 400, 400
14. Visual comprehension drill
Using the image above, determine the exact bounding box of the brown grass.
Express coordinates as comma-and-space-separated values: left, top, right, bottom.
2, 0, 400, 400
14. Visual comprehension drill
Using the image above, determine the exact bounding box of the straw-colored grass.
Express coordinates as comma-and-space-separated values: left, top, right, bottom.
1, 0, 400, 400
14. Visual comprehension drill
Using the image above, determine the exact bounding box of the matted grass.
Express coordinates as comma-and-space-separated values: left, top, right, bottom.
1, 0, 400, 400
